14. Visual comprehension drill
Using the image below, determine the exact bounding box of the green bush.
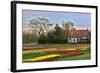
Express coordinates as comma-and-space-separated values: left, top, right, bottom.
38, 38, 68, 44
38, 39, 47, 44
23, 34, 34, 43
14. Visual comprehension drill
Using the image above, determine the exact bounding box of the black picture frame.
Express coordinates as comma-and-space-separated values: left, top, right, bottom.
11, 1, 98, 72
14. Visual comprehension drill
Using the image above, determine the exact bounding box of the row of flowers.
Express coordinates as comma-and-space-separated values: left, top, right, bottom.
23, 54, 60, 62
38, 51, 81, 62
23, 48, 77, 54
22, 46, 90, 62
23, 51, 81, 62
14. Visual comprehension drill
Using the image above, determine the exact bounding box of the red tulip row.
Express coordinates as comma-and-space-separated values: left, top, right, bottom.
36, 51, 81, 62
64, 51, 81, 57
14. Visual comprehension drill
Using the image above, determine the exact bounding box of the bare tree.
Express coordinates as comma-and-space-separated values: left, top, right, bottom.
62, 20, 74, 39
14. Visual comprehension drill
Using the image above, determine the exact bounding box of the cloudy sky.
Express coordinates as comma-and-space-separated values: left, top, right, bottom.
22, 10, 91, 28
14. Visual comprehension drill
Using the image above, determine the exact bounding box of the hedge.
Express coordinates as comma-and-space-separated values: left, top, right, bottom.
38, 38, 68, 44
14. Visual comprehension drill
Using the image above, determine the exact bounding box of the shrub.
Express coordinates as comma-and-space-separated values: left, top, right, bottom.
23, 34, 34, 43
38, 38, 68, 44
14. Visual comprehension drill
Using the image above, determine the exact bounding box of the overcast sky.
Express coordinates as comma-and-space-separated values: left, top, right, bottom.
22, 10, 91, 28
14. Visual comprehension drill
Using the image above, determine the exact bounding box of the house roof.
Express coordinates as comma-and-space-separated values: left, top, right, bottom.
68, 29, 90, 38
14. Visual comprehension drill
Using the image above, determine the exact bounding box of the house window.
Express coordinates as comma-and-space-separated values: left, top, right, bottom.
75, 38, 77, 43
71, 38, 76, 43
74, 38, 75, 42
78, 38, 80, 42
71, 38, 73, 42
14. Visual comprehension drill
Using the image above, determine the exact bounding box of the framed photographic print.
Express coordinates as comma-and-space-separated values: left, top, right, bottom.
11, 1, 98, 72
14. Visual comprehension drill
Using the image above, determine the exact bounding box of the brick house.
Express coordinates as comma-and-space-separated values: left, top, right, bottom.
68, 28, 90, 43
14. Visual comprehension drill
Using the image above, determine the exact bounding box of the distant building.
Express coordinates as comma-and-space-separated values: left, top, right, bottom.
68, 28, 90, 43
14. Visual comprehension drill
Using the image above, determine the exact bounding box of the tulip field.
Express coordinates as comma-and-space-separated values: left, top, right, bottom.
22, 44, 91, 63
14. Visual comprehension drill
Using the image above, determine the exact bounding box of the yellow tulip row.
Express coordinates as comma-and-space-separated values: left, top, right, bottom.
23, 54, 60, 62
23, 48, 77, 54
23, 48, 57, 54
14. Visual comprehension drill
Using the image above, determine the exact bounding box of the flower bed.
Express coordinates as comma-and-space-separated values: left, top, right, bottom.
23, 54, 60, 62
64, 51, 81, 57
